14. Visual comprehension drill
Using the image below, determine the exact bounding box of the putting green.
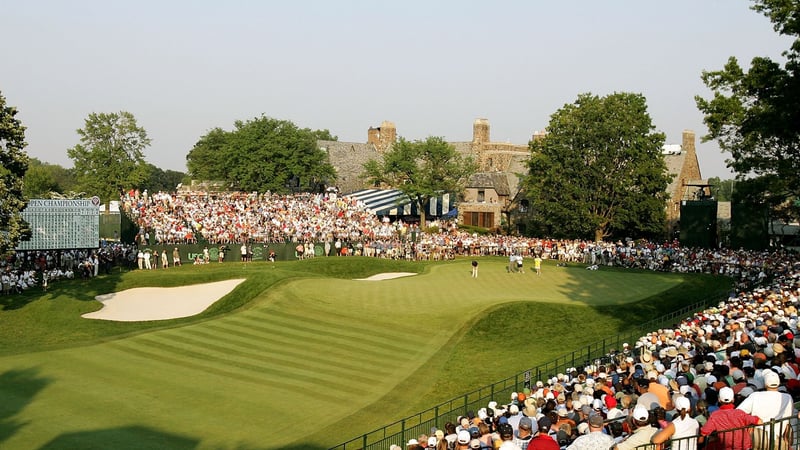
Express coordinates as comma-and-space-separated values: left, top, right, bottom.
0, 259, 694, 449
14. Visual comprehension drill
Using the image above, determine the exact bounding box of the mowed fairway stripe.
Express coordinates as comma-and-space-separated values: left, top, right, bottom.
157, 331, 386, 386
215, 315, 424, 363
236, 313, 421, 356
178, 327, 395, 377
129, 335, 371, 396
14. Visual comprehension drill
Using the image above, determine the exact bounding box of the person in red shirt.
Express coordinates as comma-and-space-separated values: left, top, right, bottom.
700, 387, 761, 450
527, 417, 559, 450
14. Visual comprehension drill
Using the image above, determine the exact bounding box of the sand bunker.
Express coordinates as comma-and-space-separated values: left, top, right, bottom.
355, 272, 417, 281
82, 279, 246, 322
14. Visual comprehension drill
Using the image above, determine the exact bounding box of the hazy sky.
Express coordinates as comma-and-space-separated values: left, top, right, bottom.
1, 1, 791, 180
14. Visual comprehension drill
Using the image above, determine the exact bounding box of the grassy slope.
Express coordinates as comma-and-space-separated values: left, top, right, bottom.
0, 258, 731, 450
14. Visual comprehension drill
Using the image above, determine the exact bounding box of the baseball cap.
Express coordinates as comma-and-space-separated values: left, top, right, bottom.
763, 369, 781, 388
675, 396, 691, 411
519, 416, 533, 430
428, 436, 437, 447
498, 423, 513, 437
468, 439, 481, 450
457, 430, 471, 444
632, 405, 649, 421
719, 386, 735, 403
537, 416, 552, 432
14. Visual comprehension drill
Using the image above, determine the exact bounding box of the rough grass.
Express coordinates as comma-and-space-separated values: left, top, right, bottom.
0, 257, 731, 449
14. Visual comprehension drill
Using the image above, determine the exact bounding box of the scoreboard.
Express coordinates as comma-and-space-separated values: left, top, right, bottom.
16, 198, 100, 250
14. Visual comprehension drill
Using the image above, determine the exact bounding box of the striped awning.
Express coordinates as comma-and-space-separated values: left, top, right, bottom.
346, 189, 453, 217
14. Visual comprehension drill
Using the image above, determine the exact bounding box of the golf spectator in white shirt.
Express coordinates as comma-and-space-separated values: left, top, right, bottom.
737, 369, 795, 450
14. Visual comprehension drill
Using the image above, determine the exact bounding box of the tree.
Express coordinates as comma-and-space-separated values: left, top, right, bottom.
67, 111, 151, 204
23, 158, 60, 198
185, 116, 336, 193
362, 136, 476, 226
0, 90, 31, 256
695, 0, 800, 223
141, 163, 186, 193
522, 92, 670, 241
185, 127, 229, 182
707, 176, 736, 202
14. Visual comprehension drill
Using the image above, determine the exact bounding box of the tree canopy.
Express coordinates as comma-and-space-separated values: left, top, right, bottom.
141, 163, 186, 193
185, 116, 336, 193
0, 90, 30, 256
67, 111, 151, 204
708, 176, 736, 202
362, 136, 476, 226
695, 0, 800, 222
522, 92, 670, 241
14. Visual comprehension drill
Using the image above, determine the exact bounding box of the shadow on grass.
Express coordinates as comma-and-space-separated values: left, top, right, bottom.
0, 368, 52, 446
38, 428, 330, 450
552, 263, 732, 335
0, 270, 128, 312
39, 426, 199, 450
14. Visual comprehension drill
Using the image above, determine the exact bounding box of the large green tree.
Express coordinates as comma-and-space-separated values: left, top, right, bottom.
67, 111, 151, 203
0, 91, 30, 256
186, 116, 336, 193
708, 176, 736, 202
362, 136, 476, 226
141, 163, 186, 193
23, 158, 60, 198
522, 92, 670, 241
696, 0, 800, 223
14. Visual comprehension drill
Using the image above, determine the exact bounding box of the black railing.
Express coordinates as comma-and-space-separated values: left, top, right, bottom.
330, 291, 730, 450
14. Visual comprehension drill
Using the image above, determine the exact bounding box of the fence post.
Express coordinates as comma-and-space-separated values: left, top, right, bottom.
363, 433, 367, 450
401, 418, 406, 446
435, 405, 440, 431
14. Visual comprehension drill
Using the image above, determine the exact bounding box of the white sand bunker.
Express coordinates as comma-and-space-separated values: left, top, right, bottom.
355, 272, 417, 281
82, 279, 246, 322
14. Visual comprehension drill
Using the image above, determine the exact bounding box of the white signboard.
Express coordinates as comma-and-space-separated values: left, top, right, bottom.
17, 198, 100, 250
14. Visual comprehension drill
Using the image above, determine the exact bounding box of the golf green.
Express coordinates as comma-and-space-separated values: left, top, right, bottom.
0, 258, 729, 449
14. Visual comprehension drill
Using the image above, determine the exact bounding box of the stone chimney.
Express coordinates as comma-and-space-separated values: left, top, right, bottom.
367, 120, 396, 152
473, 118, 490, 144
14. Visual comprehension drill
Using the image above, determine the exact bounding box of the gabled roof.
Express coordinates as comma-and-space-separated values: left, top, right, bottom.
468, 172, 512, 196
664, 152, 688, 195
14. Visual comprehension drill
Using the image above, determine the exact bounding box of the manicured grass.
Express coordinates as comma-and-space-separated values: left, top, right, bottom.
0, 257, 731, 449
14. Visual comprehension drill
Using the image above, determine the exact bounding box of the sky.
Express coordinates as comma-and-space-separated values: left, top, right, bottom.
1, 0, 793, 180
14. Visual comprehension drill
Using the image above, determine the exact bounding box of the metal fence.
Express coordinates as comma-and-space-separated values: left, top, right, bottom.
330, 291, 730, 450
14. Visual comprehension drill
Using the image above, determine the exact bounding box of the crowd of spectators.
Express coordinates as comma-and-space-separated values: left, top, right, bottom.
401, 253, 800, 450
1, 243, 139, 296
121, 189, 382, 245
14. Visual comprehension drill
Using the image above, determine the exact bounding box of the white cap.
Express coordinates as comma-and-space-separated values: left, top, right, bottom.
632, 405, 649, 421
719, 386, 735, 403
763, 369, 781, 388
675, 396, 691, 411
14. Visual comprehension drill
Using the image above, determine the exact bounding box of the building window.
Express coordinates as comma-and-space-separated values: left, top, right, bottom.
477, 190, 485, 202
